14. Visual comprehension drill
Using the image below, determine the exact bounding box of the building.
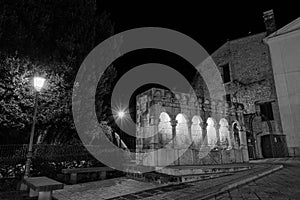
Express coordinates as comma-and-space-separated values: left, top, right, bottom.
264, 17, 300, 157
211, 10, 289, 159
135, 88, 249, 166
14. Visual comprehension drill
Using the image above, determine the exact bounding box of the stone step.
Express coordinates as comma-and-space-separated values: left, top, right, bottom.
126, 170, 234, 184
125, 164, 251, 184
155, 165, 251, 176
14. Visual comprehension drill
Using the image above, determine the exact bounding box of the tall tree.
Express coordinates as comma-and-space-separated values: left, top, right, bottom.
0, 0, 116, 144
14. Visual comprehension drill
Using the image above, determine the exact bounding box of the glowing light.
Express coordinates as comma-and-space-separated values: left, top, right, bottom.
118, 110, 125, 119
33, 77, 45, 92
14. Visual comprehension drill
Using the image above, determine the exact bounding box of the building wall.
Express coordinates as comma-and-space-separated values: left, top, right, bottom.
211, 32, 285, 158
266, 29, 300, 156
135, 88, 249, 166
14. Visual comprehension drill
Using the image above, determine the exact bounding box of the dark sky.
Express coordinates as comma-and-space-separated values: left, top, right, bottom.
94, 2, 298, 141
97, 1, 298, 54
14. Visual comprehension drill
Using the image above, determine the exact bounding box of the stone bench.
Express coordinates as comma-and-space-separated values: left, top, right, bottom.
61, 166, 115, 184
23, 176, 64, 200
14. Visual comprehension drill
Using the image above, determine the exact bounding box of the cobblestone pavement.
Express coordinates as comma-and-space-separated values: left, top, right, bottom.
250, 157, 300, 165
206, 162, 300, 200
52, 158, 300, 200
53, 163, 280, 200
53, 177, 160, 200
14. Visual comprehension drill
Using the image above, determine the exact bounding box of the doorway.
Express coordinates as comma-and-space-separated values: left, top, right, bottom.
261, 134, 288, 158
261, 135, 272, 158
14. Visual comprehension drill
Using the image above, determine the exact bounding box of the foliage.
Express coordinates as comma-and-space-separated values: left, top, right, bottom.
0, 144, 104, 179
0, 0, 116, 144
0, 54, 76, 144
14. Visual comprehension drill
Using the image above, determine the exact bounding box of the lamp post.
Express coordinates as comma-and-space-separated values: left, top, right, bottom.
24, 76, 45, 178
116, 110, 126, 148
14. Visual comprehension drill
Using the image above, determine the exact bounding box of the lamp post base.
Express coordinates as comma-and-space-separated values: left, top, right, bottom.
20, 152, 33, 191
24, 152, 33, 178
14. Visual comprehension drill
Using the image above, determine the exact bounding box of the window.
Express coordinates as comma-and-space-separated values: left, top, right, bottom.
225, 94, 231, 102
221, 64, 231, 83
260, 102, 274, 121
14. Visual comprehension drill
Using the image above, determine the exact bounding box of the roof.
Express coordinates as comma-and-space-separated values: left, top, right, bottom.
265, 17, 300, 39
211, 32, 266, 57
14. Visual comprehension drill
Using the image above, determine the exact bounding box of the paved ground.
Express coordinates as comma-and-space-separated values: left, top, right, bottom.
205, 158, 300, 200
206, 163, 300, 200
250, 157, 300, 165
2, 158, 298, 200
53, 163, 282, 200
53, 177, 160, 200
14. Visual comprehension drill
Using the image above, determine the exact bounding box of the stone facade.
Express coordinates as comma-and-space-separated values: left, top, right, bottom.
211, 32, 287, 158
135, 88, 248, 167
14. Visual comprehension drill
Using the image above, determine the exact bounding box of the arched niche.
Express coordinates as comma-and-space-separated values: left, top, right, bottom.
232, 121, 241, 147
191, 115, 202, 148
158, 112, 172, 145
175, 113, 190, 149
207, 117, 217, 147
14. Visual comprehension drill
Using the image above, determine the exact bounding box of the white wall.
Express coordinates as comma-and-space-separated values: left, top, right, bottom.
266, 30, 300, 156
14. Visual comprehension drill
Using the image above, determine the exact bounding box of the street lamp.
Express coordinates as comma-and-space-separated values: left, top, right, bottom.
115, 109, 127, 148
33, 77, 46, 92
24, 76, 45, 178
117, 110, 125, 119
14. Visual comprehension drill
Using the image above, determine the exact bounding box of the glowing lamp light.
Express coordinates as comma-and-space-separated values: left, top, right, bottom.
117, 110, 125, 119
33, 77, 46, 92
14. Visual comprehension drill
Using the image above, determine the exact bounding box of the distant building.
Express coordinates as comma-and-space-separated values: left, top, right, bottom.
211, 10, 289, 159
264, 17, 300, 157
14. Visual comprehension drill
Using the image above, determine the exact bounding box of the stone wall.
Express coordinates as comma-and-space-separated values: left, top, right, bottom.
211, 33, 285, 158
135, 88, 248, 166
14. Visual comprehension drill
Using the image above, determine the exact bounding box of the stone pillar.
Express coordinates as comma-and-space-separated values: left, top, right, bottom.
239, 126, 249, 162
154, 118, 160, 148
187, 119, 193, 148
239, 126, 247, 147
227, 125, 232, 149
233, 123, 240, 149
199, 121, 209, 158
170, 117, 178, 148
215, 123, 221, 147
200, 121, 208, 146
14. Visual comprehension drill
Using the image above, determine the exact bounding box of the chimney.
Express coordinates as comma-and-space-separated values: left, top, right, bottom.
263, 9, 276, 35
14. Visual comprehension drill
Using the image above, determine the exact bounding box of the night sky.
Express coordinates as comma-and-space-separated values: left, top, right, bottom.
94, 2, 298, 140
97, 1, 298, 54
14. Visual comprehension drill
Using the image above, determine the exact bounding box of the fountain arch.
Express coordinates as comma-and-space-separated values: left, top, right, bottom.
158, 112, 172, 146
219, 118, 231, 148
191, 115, 202, 148
175, 113, 189, 149
135, 87, 248, 166
207, 117, 217, 147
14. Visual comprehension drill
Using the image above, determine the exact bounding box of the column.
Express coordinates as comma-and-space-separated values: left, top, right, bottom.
227, 125, 233, 149
215, 123, 221, 148
200, 121, 208, 147
238, 126, 246, 146
233, 123, 240, 149
239, 125, 249, 162
198, 121, 209, 158
170, 117, 178, 148
153, 118, 160, 148
187, 119, 193, 148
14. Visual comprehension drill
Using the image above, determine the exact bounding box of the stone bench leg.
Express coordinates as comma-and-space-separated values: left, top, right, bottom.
29, 188, 38, 197
38, 191, 52, 200
70, 173, 77, 184
99, 171, 106, 180
30, 189, 53, 200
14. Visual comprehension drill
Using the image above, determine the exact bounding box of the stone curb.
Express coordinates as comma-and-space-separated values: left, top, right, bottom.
195, 164, 284, 200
